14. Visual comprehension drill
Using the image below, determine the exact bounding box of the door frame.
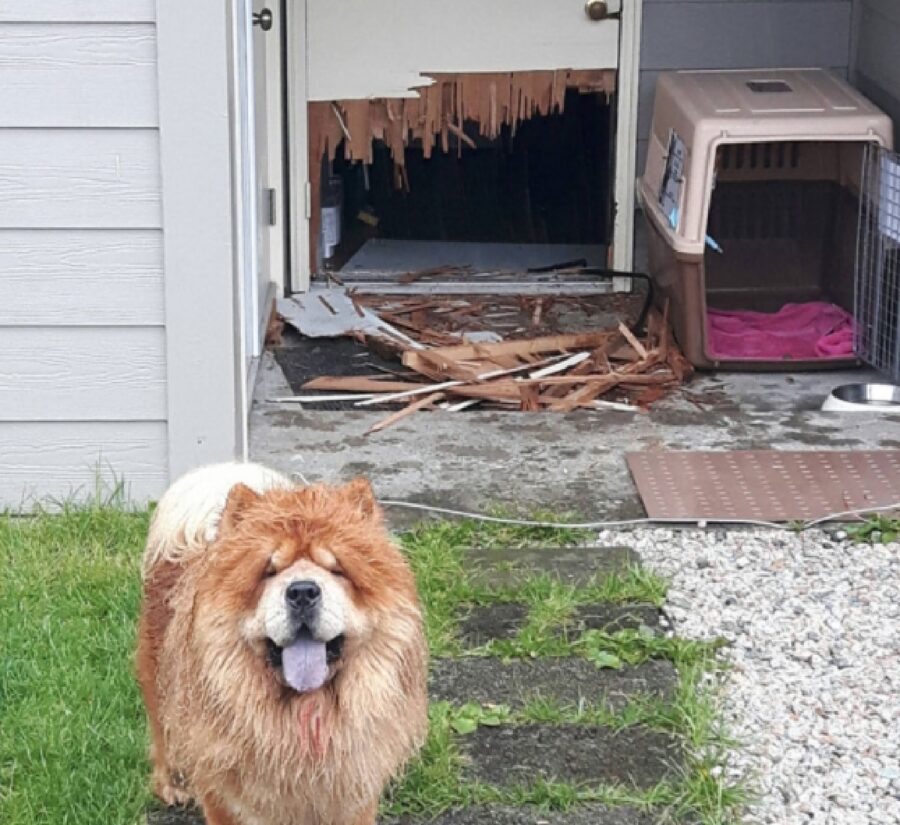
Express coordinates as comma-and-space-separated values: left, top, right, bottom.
285, 0, 643, 293
234, 0, 261, 371
236, 0, 286, 418
286, 0, 311, 293
157, 0, 250, 475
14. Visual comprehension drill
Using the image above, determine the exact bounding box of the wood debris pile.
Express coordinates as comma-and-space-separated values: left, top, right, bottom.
351, 292, 639, 345
292, 307, 693, 434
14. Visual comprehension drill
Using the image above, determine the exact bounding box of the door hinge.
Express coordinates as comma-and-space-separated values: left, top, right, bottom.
304, 182, 313, 219
265, 188, 277, 226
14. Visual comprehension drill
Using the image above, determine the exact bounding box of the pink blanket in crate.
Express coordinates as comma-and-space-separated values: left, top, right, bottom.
707, 302, 854, 360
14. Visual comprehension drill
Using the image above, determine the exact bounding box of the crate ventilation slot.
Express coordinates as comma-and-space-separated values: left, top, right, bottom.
746, 80, 793, 94
719, 142, 802, 171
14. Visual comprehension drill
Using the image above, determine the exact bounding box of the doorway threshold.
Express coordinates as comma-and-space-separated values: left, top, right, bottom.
318, 239, 614, 295
339, 239, 606, 276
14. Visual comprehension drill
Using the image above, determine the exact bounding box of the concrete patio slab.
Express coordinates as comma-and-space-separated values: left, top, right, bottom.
252, 351, 900, 526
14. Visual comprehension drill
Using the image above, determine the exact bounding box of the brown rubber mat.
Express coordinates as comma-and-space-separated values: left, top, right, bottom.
626, 450, 900, 522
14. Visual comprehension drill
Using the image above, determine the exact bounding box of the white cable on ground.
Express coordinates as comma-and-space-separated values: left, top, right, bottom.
377, 499, 900, 533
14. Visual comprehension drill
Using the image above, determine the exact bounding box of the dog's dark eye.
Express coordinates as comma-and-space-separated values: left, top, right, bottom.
263, 559, 277, 578
331, 568, 346, 579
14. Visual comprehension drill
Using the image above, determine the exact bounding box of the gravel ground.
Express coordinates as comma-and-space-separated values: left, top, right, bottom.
596, 527, 900, 825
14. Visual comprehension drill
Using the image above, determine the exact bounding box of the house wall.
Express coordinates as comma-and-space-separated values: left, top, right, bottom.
638, 0, 855, 174
851, 0, 900, 137
0, 1, 169, 507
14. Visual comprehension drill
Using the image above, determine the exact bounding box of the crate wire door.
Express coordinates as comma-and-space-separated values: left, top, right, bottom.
856, 143, 900, 382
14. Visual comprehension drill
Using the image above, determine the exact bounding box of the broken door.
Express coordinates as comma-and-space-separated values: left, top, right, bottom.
288, 0, 642, 290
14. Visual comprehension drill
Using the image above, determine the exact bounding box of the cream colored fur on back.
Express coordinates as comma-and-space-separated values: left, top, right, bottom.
142, 461, 293, 578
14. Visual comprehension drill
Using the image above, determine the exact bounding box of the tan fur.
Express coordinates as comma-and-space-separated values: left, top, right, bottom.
142, 462, 293, 578
136, 464, 429, 825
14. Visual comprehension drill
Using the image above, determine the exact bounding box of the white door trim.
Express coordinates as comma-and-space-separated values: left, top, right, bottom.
286, 0, 642, 293
287, 0, 311, 293
157, 0, 246, 476
612, 0, 643, 285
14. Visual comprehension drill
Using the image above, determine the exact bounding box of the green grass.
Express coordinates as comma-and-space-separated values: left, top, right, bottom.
0, 508, 746, 825
0, 506, 151, 825
383, 679, 748, 823
393, 519, 747, 825
844, 513, 900, 544
399, 521, 668, 657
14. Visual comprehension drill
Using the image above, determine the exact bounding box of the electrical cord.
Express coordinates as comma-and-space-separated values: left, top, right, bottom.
563, 267, 655, 334
377, 499, 900, 533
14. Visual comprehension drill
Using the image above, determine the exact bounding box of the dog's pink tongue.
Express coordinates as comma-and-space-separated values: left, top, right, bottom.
282, 636, 328, 693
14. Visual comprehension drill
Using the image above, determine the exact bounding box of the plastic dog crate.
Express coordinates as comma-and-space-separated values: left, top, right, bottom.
640, 69, 893, 369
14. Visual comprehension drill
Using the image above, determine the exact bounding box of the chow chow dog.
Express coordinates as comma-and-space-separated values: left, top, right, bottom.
136, 463, 428, 825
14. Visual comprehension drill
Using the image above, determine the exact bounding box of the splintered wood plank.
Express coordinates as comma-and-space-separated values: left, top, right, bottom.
618, 322, 649, 360
301, 376, 430, 393
410, 349, 482, 381
404, 331, 617, 366
547, 376, 620, 412
444, 381, 523, 400
365, 391, 445, 434
539, 351, 600, 399
517, 372, 675, 387
403, 332, 618, 369
518, 384, 541, 412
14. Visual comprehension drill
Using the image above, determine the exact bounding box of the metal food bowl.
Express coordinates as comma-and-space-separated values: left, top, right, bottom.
822, 383, 900, 412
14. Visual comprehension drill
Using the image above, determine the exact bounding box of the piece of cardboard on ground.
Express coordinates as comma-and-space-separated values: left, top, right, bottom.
277, 291, 424, 350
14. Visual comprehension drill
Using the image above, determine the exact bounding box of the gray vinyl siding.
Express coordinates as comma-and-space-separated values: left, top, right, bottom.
0, 1, 168, 508
638, 0, 855, 174
852, 0, 900, 137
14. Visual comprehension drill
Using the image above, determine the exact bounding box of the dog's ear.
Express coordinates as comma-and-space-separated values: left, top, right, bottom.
342, 477, 379, 519
219, 483, 260, 532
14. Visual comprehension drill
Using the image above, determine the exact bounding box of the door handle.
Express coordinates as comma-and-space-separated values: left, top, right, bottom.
253, 8, 273, 31
585, 0, 620, 21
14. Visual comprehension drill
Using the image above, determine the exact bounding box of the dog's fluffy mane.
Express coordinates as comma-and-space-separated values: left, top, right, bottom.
142, 461, 292, 578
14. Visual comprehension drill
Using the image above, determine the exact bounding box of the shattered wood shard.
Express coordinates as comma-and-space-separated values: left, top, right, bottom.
307, 69, 615, 261
280, 291, 694, 432
311, 70, 616, 168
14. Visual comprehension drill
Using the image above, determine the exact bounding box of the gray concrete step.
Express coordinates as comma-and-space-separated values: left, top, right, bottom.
384, 805, 666, 824
458, 603, 661, 647
460, 723, 680, 789
430, 657, 676, 710
466, 545, 640, 588
149, 804, 669, 825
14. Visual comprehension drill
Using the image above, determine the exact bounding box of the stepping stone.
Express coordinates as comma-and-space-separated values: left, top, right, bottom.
147, 809, 201, 825
568, 604, 661, 634
457, 603, 661, 647
460, 724, 680, 789
466, 545, 640, 588
457, 603, 529, 646
383, 805, 663, 824
430, 657, 676, 710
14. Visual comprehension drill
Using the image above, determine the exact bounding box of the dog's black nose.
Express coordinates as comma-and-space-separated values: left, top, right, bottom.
285, 580, 321, 611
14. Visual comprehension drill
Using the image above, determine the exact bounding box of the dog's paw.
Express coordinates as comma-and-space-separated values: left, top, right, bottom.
151, 767, 193, 807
